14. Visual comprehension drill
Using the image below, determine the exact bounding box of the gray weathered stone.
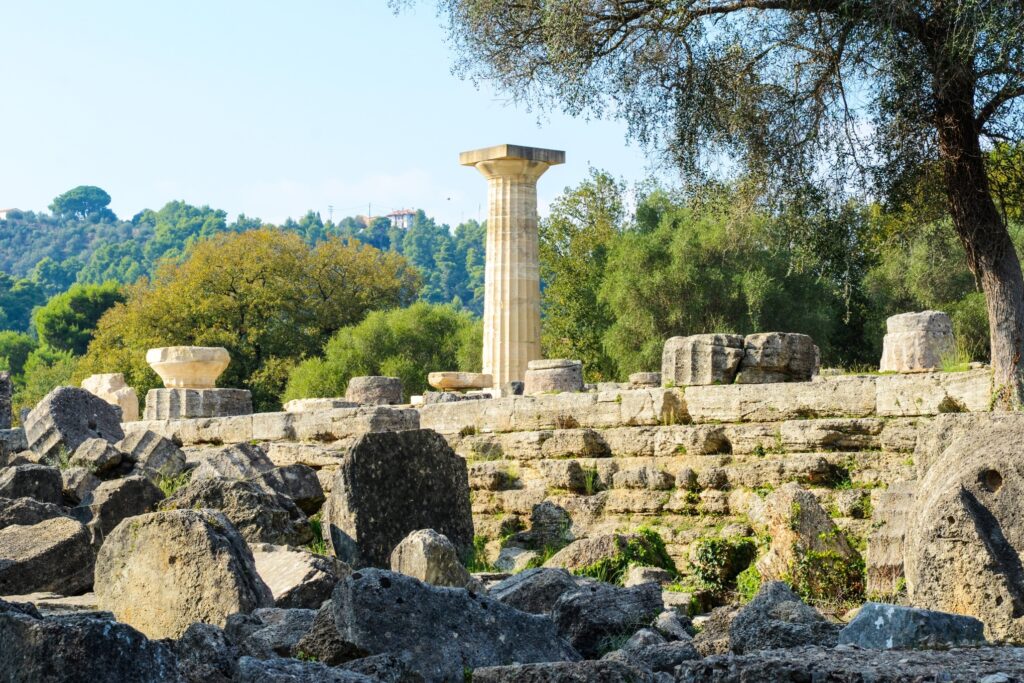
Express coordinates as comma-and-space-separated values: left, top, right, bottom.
685, 376, 877, 422
0, 516, 94, 595
159, 477, 311, 546
473, 661, 654, 682
116, 429, 187, 480
233, 656, 371, 682
545, 534, 660, 574
322, 429, 473, 567
525, 359, 585, 395
624, 566, 674, 587
489, 568, 583, 615
390, 528, 477, 588
25, 386, 124, 460
61, 467, 101, 505
330, 569, 580, 680
345, 376, 403, 405
551, 581, 663, 658
880, 310, 956, 372
736, 332, 818, 383
0, 464, 62, 504
629, 372, 662, 388
173, 622, 238, 683
71, 474, 165, 547
839, 602, 986, 649
292, 601, 365, 665
68, 437, 123, 475
605, 638, 700, 673
191, 442, 274, 481
250, 543, 349, 609
94, 509, 274, 638
613, 466, 674, 490
662, 334, 745, 387
0, 372, 11, 430
248, 464, 324, 515
225, 607, 316, 660
0, 496, 68, 530
144, 388, 252, 420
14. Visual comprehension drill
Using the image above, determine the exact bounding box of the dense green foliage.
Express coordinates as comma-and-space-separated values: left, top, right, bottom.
690, 536, 758, 593
33, 282, 124, 355
284, 302, 483, 403
574, 528, 677, 586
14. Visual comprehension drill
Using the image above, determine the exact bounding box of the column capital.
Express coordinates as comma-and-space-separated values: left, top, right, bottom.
459, 144, 565, 168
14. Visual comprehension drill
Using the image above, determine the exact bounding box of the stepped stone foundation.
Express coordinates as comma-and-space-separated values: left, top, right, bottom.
143, 388, 252, 420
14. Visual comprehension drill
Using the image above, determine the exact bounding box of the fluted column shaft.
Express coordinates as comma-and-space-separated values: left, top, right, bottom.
472, 159, 552, 388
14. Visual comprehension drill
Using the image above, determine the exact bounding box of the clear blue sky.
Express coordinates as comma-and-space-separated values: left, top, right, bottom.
0, 1, 663, 227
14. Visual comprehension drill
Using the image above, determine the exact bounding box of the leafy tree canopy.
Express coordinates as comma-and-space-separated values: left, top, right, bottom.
33, 282, 125, 355
49, 186, 116, 223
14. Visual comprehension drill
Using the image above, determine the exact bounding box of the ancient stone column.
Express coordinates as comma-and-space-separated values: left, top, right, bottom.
460, 144, 565, 388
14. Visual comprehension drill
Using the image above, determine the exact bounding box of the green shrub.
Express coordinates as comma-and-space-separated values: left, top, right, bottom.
788, 549, 865, 609
575, 528, 677, 585
306, 513, 328, 556
735, 564, 762, 602
690, 536, 758, 593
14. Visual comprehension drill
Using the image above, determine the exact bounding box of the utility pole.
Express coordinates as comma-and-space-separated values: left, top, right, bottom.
327, 205, 334, 222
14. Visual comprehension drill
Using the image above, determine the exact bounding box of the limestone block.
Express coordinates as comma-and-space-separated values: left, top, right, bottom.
541, 428, 610, 458
600, 425, 729, 457
264, 442, 349, 468
724, 455, 836, 488
662, 334, 744, 387
778, 418, 885, 452
736, 332, 818, 384
250, 543, 349, 610
880, 311, 955, 372
685, 377, 876, 423
251, 412, 294, 441
390, 528, 477, 589
81, 373, 139, 422
428, 372, 494, 391
0, 516, 95, 595
875, 369, 991, 416
524, 359, 584, 395
282, 398, 356, 413
0, 371, 10, 430
629, 372, 662, 388
146, 346, 230, 389
290, 406, 419, 442
345, 376, 403, 405
25, 387, 125, 461
865, 480, 917, 596
144, 388, 252, 420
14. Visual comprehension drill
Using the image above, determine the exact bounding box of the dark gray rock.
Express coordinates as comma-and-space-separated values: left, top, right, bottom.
191, 443, 274, 481
24, 386, 124, 460
472, 660, 655, 682
652, 610, 693, 641
694, 581, 839, 656
421, 391, 487, 405
0, 516, 94, 594
337, 654, 424, 682
232, 656, 372, 682
0, 496, 68, 530
676, 645, 1024, 682
68, 437, 124, 475
605, 639, 699, 673
71, 474, 165, 547
330, 569, 580, 680
249, 464, 324, 515
0, 464, 63, 504
225, 607, 316, 660
551, 581, 664, 659
839, 602, 986, 649
160, 476, 311, 546
0, 598, 182, 682
345, 375, 403, 405
251, 543, 349, 610
322, 430, 473, 567
174, 623, 238, 683
292, 601, 365, 665
118, 430, 187, 480
490, 568, 583, 615
61, 466, 101, 505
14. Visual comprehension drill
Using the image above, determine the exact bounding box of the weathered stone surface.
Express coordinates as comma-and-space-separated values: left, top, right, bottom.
282, 397, 358, 412
428, 371, 493, 390
541, 428, 610, 458
545, 534, 650, 573
612, 466, 673, 490
605, 639, 699, 673
0, 426, 27, 463
116, 429, 187, 480
61, 467, 101, 505
623, 566, 674, 587
289, 406, 420, 441
0, 496, 68, 530
24, 386, 124, 460
839, 602, 985, 649
905, 413, 1024, 641
875, 369, 992, 416
71, 474, 165, 547
685, 377, 876, 423
551, 581, 663, 658
473, 661, 654, 682
250, 543, 349, 609
160, 477, 311, 546
736, 332, 818, 384
0, 372, 10, 430
0, 464, 62, 504
225, 607, 316, 659
880, 310, 955, 372
191, 442, 274, 481
147, 346, 230, 389
331, 569, 580, 679
629, 372, 661, 388
68, 437, 123, 475
489, 569, 582, 615
866, 480, 917, 596
0, 599, 183, 683
173, 622, 238, 683
291, 601, 365, 665
345, 375, 403, 405
753, 483, 859, 587
678, 645, 1024, 682
494, 546, 540, 573
390, 528, 477, 589
144, 388, 253, 420
248, 464, 324, 515
0, 516, 94, 594
662, 334, 745, 387
335, 653, 423, 683
322, 430, 473, 568
81, 373, 139, 422
525, 359, 584, 395
233, 656, 372, 682
94, 509, 273, 638
653, 610, 694, 641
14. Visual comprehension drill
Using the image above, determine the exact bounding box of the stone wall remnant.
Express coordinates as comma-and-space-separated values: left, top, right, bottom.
880, 310, 955, 372
344, 376, 403, 405
736, 332, 818, 383
662, 334, 745, 387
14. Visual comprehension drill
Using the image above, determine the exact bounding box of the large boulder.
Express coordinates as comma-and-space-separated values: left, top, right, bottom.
0, 496, 68, 530
190, 443, 274, 481
68, 437, 125, 476
117, 430, 187, 481
839, 602, 986, 650
0, 516, 94, 594
61, 467, 101, 505
880, 310, 955, 372
71, 474, 165, 547
0, 599, 183, 683
251, 543, 349, 609
551, 581, 663, 659
292, 602, 366, 665
694, 581, 839, 656
489, 568, 583, 615
0, 464, 63, 504
661, 334, 744, 387
24, 386, 124, 460
94, 509, 274, 638
905, 414, 1024, 641
345, 376, 403, 405
249, 464, 325, 515
173, 623, 238, 683
159, 477, 311, 546
330, 569, 580, 680
736, 332, 818, 383
389, 528, 477, 589
322, 430, 473, 567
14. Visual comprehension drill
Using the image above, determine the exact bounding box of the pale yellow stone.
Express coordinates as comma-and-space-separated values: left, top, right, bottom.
461, 144, 565, 387
146, 346, 230, 389
81, 373, 139, 422
427, 371, 494, 390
